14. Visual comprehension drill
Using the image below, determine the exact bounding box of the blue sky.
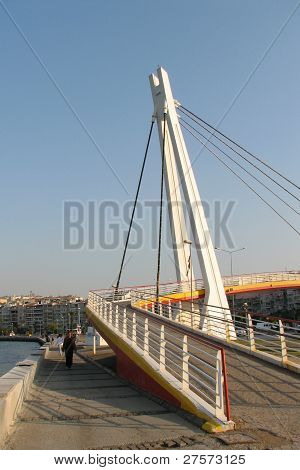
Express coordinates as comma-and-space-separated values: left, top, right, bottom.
0, 0, 299, 296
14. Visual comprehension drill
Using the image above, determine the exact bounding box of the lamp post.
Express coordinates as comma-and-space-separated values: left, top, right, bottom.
184, 240, 193, 312
77, 303, 81, 330
59, 314, 65, 334
215, 246, 245, 322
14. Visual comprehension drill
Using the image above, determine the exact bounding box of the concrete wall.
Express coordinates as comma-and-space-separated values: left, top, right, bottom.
0, 351, 43, 448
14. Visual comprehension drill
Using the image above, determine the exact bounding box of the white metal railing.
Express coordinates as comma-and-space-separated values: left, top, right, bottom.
90, 271, 299, 302
130, 289, 300, 368
88, 290, 231, 424
222, 271, 300, 287
98, 271, 299, 300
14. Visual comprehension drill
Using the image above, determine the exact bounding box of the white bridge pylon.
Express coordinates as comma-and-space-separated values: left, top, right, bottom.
149, 67, 236, 340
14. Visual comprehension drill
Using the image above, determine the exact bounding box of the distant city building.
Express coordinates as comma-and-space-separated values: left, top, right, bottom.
0, 295, 87, 334
227, 287, 300, 320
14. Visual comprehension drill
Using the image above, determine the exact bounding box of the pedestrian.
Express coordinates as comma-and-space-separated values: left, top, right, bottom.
62, 330, 77, 368
54, 333, 64, 356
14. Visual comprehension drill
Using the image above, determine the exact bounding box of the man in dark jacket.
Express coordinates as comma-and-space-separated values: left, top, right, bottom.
62, 330, 77, 368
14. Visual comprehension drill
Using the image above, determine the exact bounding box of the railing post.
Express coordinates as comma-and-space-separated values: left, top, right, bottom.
160, 325, 166, 371
132, 312, 137, 345
225, 320, 231, 341
144, 317, 149, 356
168, 300, 172, 319
206, 316, 212, 335
178, 301, 182, 322
159, 303, 163, 316
115, 305, 119, 330
215, 350, 225, 419
278, 319, 288, 365
247, 313, 256, 352
151, 301, 155, 314
93, 332, 96, 356
123, 308, 127, 338
182, 335, 190, 390
109, 303, 112, 324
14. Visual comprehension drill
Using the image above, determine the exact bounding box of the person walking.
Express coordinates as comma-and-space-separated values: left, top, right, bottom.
62, 330, 77, 368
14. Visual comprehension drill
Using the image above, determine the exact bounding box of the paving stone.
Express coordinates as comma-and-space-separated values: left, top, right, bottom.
181, 437, 195, 445
217, 433, 257, 445
179, 441, 188, 447
164, 440, 178, 448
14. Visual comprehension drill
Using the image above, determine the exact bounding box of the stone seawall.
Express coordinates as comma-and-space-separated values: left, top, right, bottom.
0, 350, 44, 447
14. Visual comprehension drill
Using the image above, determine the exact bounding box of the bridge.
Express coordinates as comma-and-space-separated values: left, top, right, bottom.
87, 271, 300, 434
86, 67, 300, 437
3, 67, 299, 450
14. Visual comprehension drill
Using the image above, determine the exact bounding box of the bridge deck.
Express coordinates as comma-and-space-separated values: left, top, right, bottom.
224, 346, 300, 445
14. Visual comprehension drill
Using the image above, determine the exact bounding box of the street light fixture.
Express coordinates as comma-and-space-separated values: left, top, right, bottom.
184, 240, 193, 312
215, 246, 246, 322
215, 247, 245, 277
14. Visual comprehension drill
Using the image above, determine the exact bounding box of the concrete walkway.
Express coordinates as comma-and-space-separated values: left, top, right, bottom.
4, 347, 300, 450
3, 349, 209, 450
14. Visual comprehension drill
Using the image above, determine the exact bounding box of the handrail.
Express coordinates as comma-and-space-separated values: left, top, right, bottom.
89, 270, 300, 293
88, 290, 231, 424
130, 286, 300, 330
130, 288, 300, 368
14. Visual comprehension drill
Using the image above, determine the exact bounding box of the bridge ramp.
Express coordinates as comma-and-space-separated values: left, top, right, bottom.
5, 347, 299, 450
3, 349, 204, 450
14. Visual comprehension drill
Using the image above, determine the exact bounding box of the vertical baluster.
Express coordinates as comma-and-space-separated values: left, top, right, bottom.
144, 317, 149, 356
109, 303, 112, 324
215, 350, 225, 419
93, 332, 96, 356
168, 300, 172, 319
115, 305, 119, 330
278, 320, 288, 364
123, 308, 127, 337
182, 335, 189, 390
247, 313, 256, 352
132, 312, 137, 344
160, 325, 166, 371
178, 301, 182, 322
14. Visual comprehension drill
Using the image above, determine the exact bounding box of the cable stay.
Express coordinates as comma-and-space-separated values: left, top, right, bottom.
114, 119, 155, 293
181, 122, 300, 237
180, 117, 299, 216
179, 105, 300, 201
156, 112, 167, 302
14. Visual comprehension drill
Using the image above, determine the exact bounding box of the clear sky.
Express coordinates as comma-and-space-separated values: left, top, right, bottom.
0, 0, 299, 296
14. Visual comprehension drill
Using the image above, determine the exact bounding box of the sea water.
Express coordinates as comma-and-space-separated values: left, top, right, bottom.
0, 341, 40, 377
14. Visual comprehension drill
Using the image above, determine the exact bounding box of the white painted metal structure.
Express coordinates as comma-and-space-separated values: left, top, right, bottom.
88, 290, 231, 425
129, 288, 300, 371
150, 67, 235, 339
